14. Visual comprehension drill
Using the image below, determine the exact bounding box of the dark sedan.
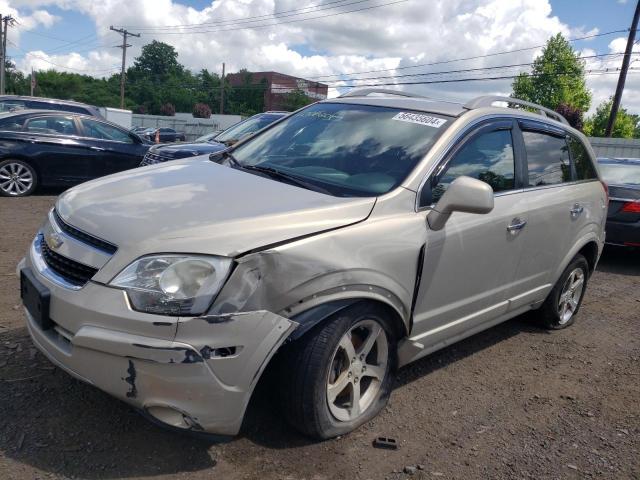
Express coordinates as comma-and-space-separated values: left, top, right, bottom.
598, 157, 640, 248
140, 127, 186, 143
140, 111, 287, 166
0, 110, 150, 197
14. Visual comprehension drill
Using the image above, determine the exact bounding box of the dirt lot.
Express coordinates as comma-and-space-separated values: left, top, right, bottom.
0, 194, 639, 480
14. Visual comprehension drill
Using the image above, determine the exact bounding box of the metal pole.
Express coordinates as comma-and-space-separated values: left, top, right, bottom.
220, 62, 225, 114
30, 68, 34, 96
110, 26, 140, 109
605, 0, 640, 137
0, 15, 4, 96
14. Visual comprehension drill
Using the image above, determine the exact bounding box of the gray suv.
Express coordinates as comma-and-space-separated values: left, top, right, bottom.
18, 89, 607, 440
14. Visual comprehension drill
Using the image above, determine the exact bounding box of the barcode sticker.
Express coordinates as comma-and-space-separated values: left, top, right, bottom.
392, 112, 447, 128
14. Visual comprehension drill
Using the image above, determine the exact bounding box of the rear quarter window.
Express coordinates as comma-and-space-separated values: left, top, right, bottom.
568, 136, 598, 180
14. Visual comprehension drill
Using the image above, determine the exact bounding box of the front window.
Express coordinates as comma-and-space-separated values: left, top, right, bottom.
230, 104, 450, 196
598, 162, 640, 185
215, 114, 282, 144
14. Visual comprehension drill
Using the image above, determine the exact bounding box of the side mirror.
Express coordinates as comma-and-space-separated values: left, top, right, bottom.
427, 176, 494, 231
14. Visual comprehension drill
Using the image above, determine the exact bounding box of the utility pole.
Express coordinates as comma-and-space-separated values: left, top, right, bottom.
0, 15, 14, 95
30, 68, 35, 96
605, 0, 640, 137
219, 62, 225, 114
110, 26, 140, 109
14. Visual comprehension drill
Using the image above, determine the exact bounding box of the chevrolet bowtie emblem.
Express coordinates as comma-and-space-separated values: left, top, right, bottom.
45, 232, 64, 250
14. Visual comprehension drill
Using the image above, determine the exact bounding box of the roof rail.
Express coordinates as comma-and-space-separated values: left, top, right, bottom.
338, 88, 424, 98
464, 95, 569, 125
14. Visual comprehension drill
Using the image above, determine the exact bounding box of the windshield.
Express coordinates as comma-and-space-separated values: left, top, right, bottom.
215, 114, 282, 143
231, 103, 450, 196
598, 162, 640, 185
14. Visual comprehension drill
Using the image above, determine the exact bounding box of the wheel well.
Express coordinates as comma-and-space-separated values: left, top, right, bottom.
289, 298, 408, 343
578, 241, 599, 274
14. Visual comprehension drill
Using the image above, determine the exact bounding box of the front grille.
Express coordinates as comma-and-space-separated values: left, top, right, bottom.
141, 151, 170, 166
53, 210, 117, 254
40, 236, 98, 286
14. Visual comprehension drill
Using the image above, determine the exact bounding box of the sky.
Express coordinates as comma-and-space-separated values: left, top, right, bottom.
2, 0, 639, 115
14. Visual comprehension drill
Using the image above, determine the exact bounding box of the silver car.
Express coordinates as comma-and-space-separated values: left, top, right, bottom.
18, 90, 607, 440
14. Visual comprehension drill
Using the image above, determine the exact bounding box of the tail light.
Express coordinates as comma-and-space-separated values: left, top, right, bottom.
621, 200, 640, 213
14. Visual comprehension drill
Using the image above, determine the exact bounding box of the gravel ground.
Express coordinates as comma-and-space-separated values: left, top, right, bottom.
0, 194, 639, 480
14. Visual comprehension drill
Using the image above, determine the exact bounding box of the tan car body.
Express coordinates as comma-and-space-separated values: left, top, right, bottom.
19, 97, 606, 436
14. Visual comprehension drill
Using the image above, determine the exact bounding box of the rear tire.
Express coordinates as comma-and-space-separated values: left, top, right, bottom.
280, 302, 397, 439
538, 254, 589, 329
0, 159, 38, 197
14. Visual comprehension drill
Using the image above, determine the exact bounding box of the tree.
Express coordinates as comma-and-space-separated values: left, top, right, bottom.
280, 88, 314, 111
192, 102, 212, 118
555, 103, 584, 130
512, 33, 591, 113
160, 102, 175, 116
584, 98, 638, 138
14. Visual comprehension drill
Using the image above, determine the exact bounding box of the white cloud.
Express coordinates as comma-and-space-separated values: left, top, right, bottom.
4, 0, 639, 115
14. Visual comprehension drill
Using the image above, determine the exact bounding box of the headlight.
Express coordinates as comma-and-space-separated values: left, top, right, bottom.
110, 255, 232, 316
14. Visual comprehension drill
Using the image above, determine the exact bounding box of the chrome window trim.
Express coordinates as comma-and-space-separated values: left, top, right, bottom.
31, 234, 84, 291
609, 196, 636, 202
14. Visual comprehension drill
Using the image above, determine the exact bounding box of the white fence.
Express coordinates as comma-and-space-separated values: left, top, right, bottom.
589, 137, 640, 159
132, 113, 243, 142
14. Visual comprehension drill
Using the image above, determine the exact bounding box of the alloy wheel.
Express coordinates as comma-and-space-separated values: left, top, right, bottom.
326, 319, 388, 422
0, 162, 34, 196
557, 268, 585, 325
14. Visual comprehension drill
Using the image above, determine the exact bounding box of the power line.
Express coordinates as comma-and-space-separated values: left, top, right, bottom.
309, 28, 633, 80
314, 52, 638, 84
7, 40, 120, 73
122, 0, 366, 30
135, 0, 411, 35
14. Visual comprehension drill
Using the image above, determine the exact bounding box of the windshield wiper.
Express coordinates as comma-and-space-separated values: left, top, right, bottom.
242, 165, 332, 195
210, 149, 241, 167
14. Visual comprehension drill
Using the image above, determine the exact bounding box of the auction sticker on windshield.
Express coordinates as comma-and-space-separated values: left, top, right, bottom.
392, 112, 447, 128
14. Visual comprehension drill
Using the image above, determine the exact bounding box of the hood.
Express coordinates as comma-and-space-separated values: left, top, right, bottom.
56, 158, 375, 279
151, 141, 226, 159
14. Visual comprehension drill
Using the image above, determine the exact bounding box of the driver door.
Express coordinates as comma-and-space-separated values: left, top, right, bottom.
411, 120, 528, 347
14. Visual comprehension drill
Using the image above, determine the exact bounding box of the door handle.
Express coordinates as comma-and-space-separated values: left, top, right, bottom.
89, 146, 105, 151
507, 218, 527, 232
570, 204, 584, 217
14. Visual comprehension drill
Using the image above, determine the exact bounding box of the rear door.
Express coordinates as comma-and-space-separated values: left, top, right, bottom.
78, 118, 147, 177
507, 121, 577, 309
22, 114, 96, 183
411, 119, 528, 344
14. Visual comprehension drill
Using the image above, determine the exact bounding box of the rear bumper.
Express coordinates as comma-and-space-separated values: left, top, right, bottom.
19, 246, 298, 436
605, 219, 640, 247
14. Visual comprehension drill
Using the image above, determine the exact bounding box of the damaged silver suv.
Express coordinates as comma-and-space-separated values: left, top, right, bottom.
19, 89, 607, 439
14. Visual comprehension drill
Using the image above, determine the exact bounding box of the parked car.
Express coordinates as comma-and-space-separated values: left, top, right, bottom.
140, 112, 288, 166
597, 157, 640, 248
0, 110, 150, 196
0, 95, 102, 117
139, 127, 186, 143
19, 90, 606, 440
131, 126, 148, 134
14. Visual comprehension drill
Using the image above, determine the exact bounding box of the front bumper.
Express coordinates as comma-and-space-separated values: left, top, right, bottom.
19, 240, 297, 436
605, 219, 640, 247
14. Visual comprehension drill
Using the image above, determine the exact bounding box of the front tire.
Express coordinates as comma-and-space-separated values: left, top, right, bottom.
0, 159, 38, 197
538, 254, 590, 329
280, 302, 397, 439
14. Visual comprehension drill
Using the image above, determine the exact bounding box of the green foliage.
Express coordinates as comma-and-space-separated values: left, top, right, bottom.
4, 42, 267, 116
280, 88, 315, 111
512, 33, 591, 113
225, 70, 267, 116
584, 98, 639, 138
